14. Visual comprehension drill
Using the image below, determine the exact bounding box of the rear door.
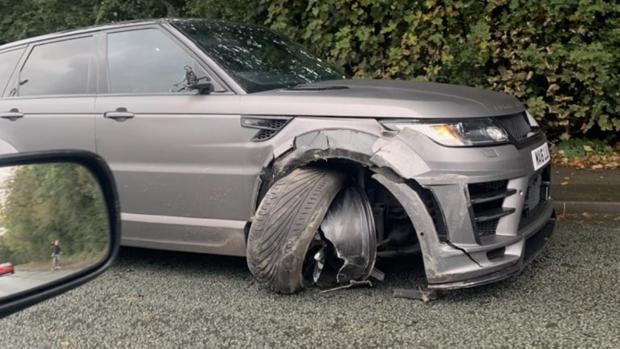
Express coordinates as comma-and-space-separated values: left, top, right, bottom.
95, 26, 269, 255
0, 47, 25, 153
0, 36, 97, 153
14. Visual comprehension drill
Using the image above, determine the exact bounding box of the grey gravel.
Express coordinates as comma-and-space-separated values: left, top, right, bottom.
1, 218, 619, 348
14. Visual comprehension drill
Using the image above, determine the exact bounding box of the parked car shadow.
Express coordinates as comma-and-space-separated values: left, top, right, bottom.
116, 246, 435, 294
114, 226, 564, 301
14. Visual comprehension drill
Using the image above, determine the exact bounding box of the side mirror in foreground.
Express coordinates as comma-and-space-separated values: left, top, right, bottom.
0, 151, 120, 318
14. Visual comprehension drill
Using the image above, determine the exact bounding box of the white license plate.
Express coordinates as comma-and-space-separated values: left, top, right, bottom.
531, 143, 550, 171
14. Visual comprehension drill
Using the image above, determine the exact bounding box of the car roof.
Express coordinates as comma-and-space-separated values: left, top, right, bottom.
0, 18, 175, 51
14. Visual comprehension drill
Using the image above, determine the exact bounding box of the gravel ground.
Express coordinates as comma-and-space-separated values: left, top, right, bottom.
1, 218, 619, 348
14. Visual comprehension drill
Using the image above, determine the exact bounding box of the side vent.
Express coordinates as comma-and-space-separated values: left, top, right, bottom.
241, 116, 292, 142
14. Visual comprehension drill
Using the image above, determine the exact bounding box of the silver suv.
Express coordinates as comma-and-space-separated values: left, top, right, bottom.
0, 19, 554, 293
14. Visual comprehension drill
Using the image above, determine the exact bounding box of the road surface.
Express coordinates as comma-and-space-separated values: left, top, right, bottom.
0, 217, 618, 348
0, 268, 77, 298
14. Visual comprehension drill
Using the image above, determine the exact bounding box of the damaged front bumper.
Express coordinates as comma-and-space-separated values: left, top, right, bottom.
374, 172, 555, 290
270, 118, 556, 290
430, 214, 556, 290
372, 130, 556, 290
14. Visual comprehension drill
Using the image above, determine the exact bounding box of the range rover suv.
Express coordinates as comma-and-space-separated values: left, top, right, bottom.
0, 19, 554, 293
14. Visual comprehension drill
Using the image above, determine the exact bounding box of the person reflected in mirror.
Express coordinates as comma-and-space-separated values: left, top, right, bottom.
51, 240, 62, 270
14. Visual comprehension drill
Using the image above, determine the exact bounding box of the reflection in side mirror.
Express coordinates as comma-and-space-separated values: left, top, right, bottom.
0, 162, 110, 301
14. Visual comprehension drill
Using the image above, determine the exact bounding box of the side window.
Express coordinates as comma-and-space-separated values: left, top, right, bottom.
18, 37, 94, 96
107, 29, 209, 94
0, 48, 24, 95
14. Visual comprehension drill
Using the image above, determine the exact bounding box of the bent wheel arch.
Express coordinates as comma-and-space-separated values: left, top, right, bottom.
250, 127, 443, 289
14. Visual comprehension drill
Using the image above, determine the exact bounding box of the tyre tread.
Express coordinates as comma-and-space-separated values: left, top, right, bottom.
247, 167, 344, 293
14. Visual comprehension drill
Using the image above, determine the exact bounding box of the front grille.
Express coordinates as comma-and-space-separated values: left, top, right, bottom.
496, 113, 532, 144
468, 180, 516, 241
519, 166, 551, 229
477, 220, 500, 237
469, 180, 507, 196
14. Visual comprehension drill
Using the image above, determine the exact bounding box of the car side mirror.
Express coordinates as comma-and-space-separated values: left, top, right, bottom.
0, 151, 120, 318
189, 82, 214, 95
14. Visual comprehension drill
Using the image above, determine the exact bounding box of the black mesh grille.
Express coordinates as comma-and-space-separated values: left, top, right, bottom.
253, 129, 278, 141
241, 117, 291, 142
477, 219, 500, 237
496, 113, 532, 144
261, 119, 289, 130
468, 180, 512, 241
469, 180, 508, 196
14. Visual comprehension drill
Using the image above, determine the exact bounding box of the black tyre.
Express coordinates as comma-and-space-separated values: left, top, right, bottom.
246, 167, 345, 293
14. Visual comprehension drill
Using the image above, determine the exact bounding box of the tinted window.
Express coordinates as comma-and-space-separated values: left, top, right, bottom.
107, 29, 208, 94
19, 37, 94, 96
0, 49, 24, 95
173, 20, 341, 93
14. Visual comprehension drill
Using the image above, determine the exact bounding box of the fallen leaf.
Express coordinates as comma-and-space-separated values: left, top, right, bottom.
124, 294, 144, 302
591, 164, 603, 170
581, 212, 593, 220
605, 162, 619, 169
560, 181, 569, 186
61, 340, 71, 348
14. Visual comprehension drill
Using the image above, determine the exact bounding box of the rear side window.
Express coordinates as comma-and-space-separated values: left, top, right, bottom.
18, 36, 94, 96
0, 48, 24, 95
107, 29, 208, 94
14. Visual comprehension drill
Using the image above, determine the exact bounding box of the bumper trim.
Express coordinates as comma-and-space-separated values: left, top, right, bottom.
427, 212, 556, 290
457, 200, 554, 254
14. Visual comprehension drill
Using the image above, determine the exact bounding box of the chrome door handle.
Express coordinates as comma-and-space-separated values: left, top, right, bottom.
104, 108, 134, 121
0, 108, 24, 121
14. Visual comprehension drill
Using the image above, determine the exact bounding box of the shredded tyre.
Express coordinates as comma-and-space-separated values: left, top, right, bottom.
246, 167, 345, 294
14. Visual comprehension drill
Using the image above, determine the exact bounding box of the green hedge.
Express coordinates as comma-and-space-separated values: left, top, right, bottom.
1, 0, 618, 141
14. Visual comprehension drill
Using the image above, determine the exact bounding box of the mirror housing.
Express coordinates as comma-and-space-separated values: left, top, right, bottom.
0, 150, 120, 319
189, 82, 214, 95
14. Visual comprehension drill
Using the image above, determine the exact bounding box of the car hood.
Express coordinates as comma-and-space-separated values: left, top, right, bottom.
240, 79, 524, 119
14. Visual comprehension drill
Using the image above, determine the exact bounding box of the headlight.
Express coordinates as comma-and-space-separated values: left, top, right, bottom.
381, 119, 509, 147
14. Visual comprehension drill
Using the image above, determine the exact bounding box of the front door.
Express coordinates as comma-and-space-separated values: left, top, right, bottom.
95, 27, 271, 255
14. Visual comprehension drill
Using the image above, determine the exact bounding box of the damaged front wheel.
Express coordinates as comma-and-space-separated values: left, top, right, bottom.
246, 167, 377, 294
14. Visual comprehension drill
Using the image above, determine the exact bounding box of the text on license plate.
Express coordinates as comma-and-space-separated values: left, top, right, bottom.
531, 143, 550, 171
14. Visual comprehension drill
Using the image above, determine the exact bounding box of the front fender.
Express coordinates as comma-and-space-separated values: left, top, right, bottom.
270, 128, 431, 181
263, 127, 452, 283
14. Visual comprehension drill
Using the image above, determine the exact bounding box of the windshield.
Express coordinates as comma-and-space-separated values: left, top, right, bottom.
172, 20, 342, 93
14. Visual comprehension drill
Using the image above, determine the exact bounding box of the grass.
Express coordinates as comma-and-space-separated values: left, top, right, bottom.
551, 138, 619, 169
553, 138, 614, 158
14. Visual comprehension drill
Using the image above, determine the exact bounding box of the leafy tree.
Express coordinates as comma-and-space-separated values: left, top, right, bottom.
0, 163, 108, 264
